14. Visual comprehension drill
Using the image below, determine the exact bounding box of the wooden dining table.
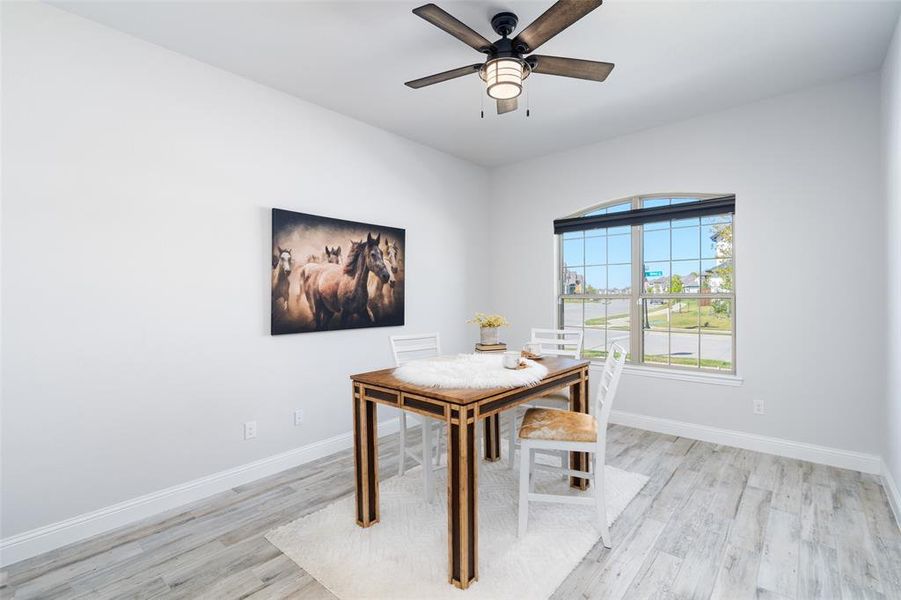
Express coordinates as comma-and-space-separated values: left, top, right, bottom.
349, 356, 591, 589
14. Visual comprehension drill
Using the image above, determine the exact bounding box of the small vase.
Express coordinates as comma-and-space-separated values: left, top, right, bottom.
480, 326, 499, 345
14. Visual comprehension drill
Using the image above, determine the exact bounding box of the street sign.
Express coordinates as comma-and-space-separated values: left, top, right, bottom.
644, 271, 663, 277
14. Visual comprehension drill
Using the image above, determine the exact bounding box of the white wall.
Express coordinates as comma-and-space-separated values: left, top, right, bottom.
0, 2, 488, 537
487, 73, 885, 456
883, 14, 901, 492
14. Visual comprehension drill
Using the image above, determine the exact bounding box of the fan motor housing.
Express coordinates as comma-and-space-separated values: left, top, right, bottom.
489, 37, 520, 60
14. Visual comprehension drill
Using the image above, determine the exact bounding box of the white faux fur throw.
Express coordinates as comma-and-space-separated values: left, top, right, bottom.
393, 353, 548, 389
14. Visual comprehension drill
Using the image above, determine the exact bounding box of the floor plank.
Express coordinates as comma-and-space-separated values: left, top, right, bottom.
710, 544, 760, 600
621, 550, 682, 600
757, 508, 800, 598
798, 540, 842, 600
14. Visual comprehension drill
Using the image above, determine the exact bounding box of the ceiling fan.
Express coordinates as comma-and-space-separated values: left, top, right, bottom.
404, 1, 614, 115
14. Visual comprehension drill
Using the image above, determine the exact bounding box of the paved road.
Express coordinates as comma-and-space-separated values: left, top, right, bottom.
562, 301, 732, 364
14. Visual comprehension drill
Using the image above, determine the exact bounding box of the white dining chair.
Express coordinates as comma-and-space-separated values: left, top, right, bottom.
516, 342, 626, 545
506, 328, 583, 469
390, 333, 444, 503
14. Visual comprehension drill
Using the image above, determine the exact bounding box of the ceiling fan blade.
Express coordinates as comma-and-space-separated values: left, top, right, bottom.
513, 0, 603, 53
497, 97, 518, 115
405, 64, 482, 89
527, 55, 614, 81
412, 4, 493, 53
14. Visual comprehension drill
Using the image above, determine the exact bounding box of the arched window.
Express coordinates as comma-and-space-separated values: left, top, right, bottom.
558, 194, 735, 372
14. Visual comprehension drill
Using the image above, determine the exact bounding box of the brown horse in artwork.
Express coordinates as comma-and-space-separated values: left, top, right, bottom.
306, 246, 342, 265
324, 246, 342, 264
368, 238, 400, 317
301, 233, 390, 330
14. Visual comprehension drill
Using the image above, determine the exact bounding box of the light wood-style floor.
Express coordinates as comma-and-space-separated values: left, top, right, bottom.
2, 424, 900, 599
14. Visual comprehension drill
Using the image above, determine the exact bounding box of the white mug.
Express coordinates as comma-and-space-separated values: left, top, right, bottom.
502, 351, 521, 369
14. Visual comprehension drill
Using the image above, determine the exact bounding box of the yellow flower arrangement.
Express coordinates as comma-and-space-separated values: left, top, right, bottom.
468, 312, 509, 328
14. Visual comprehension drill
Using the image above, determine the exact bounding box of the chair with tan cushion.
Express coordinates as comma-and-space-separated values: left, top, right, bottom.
506, 328, 583, 469
517, 343, 627, 546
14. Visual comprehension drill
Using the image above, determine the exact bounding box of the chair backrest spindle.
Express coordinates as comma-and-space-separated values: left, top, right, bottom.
595, 342, 627, 456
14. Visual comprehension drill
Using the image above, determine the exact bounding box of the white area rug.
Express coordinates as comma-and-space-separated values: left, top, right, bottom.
393, 353, 548, 389
266, 456, 648, 600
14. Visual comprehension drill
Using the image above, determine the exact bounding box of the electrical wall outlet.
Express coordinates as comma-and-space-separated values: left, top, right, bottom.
753, 398, 765, 415
294, 409, 305, 426
244, 421, 257, 439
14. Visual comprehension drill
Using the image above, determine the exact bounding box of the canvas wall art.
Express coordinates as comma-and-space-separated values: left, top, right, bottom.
271, 209, 405, 335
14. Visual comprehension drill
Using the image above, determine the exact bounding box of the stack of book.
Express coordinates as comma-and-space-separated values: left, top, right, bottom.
474, 342, 507, 353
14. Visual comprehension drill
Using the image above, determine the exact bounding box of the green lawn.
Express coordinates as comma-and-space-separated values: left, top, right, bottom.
644, 355, 733, 369
584, 312, 629, 327
584, 299, 731, 331
582, 349, 731, 370
583, 349, 620, 360
669, 300, 732, 331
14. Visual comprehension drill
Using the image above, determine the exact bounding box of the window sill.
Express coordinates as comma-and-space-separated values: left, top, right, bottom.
588, 362, 743, 387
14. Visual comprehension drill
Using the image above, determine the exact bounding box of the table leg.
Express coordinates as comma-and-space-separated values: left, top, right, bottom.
483, 413, 501, 462
447, 405, 478, 588
353, 384, 379, 527
569, 370, 590, 490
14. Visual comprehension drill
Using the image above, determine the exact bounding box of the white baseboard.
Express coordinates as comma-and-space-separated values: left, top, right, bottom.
882, 459, 901, 533
610, 410, 882, 474
0, 418, 400, 568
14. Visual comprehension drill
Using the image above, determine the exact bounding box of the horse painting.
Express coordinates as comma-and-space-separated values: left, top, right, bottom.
271, 208, 405, 335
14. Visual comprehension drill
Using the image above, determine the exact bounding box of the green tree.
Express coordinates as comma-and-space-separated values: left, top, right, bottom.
670, 274, 684, 313
708, 223, 733, 319
711, 223, 734, 292
712, 298, 730, 317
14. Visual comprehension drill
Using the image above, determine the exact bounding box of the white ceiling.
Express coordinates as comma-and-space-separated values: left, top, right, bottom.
53, 1, 901, 166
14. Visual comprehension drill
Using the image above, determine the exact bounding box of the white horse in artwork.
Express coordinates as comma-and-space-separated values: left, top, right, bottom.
272, 247, 294, 312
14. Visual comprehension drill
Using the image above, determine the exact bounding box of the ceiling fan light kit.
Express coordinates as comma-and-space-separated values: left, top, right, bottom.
405, 1, 614, 116
481, 58, 530, 100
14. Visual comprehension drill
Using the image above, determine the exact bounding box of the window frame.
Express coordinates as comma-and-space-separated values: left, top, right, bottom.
556, 192, 737, 375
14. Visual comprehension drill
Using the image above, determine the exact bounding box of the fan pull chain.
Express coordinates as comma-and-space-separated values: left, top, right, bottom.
479, 82, 484, 119
526, 85, 531, 118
